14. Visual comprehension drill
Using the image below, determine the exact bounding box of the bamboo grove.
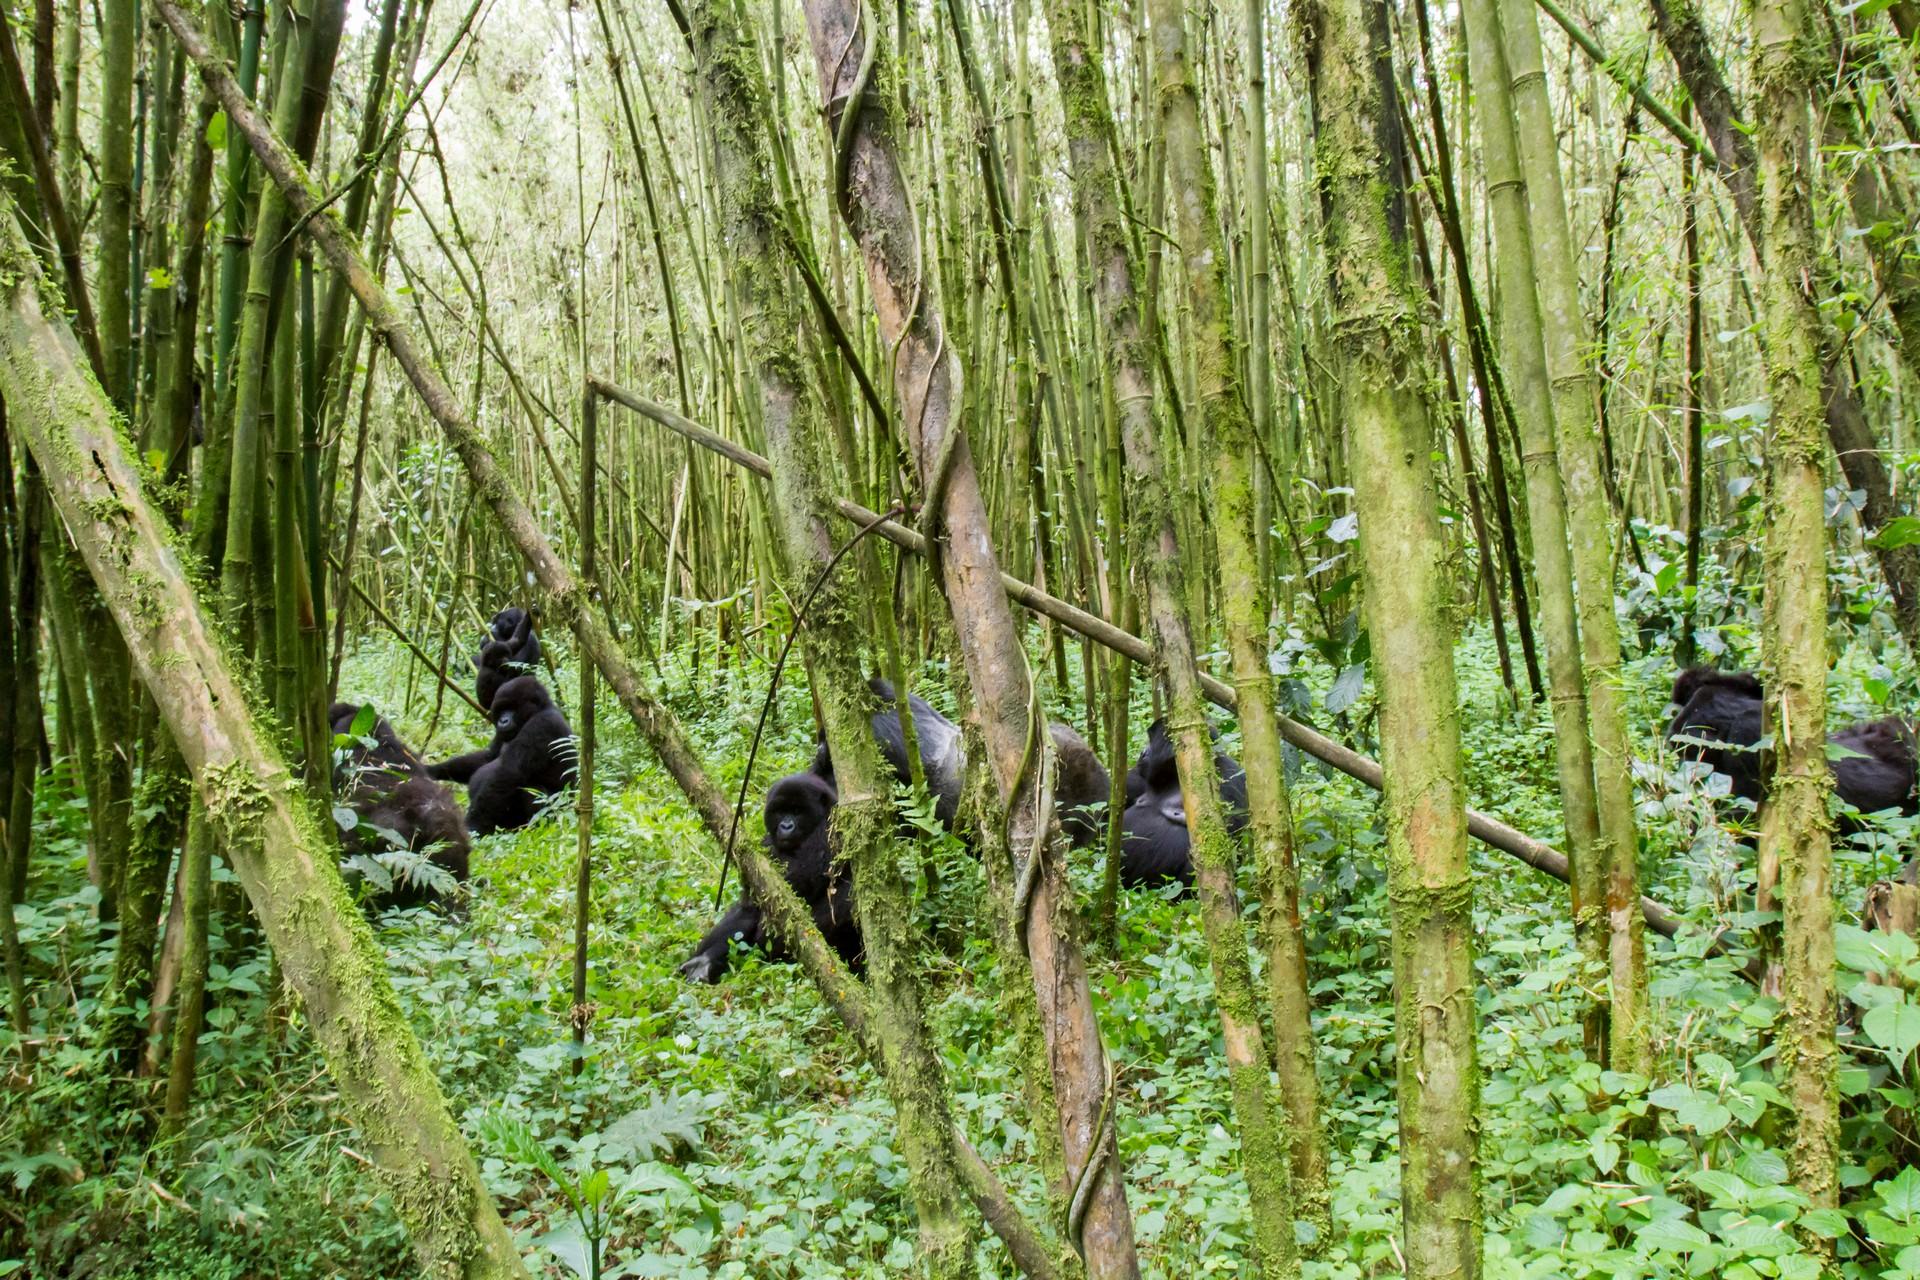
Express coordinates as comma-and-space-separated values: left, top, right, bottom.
0, 0, 1917, 1272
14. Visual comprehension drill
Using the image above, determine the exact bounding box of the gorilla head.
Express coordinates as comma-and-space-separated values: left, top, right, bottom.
1118, 718, 1248, 889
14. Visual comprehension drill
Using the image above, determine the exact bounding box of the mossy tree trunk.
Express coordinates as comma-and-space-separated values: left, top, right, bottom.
797, 0, 1140, 1271
0, 189, 529, 1280
689, 3, 979, 1272
1299, 0, 1483, 1272
1458, 0, 1607, 1057
1143, 0, 1317, 1258
1749, 0, 1841, 1218
1498, 0, 1651, 1073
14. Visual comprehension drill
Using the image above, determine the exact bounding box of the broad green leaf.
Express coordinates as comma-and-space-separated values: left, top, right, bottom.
1864, 1000, 1920, 1061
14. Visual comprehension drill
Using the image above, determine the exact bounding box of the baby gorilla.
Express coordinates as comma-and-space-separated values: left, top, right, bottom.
474, 606, 542, 711
328, 702, 471, 903
428, 676, 576, 836
1118, 718, 1250, 888
678, 772, 861, 984
1666, 667, 1917, 818
809, 677, 1111, 846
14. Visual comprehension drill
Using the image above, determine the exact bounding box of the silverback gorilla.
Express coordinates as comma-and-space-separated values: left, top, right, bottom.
1666, 667, 1917, 819
808, 677, 1111, 846
1118, 718, 1250, 889
328, 702, 471, 903
678, 773, 860, 984
428, 676, 576, 836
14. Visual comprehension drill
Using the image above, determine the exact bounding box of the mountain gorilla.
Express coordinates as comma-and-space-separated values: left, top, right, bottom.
328, 702, 471, 901
678, 772, 861, 984
808, 677, 1111, 846
1666, 667, 1917, 819
1118, 718, 1250, 889
428, 676, 576, 836
474, 606, 542, 711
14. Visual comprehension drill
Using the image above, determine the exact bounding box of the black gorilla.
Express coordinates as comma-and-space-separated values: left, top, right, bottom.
474, 607, 542, 711
328, 702, 471, 901
809, 677, 1111, 846
1118, 718, 1250, 888
490, 606, 542, 666
1667, 669, 1767, 802
428, 676, 576, 836
1666, 667, 1917, 818
678, 772, 861, 984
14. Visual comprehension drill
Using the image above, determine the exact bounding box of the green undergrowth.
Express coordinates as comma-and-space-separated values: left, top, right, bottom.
5, 617, 1920, 1278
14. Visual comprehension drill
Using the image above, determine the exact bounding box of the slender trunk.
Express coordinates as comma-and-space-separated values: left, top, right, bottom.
797, 1, 1140, 1270
100, 739, 188, 1070
1461, 0, 1608, 1057
56, 0, 78, 209
0, 194, 529, 1279
692, 16, 985, 1268
160, 802, 210, 1137
1499, 0, 1650, 1073
1679, 143, 1705, 667
1300, 0, 1483, 1274
1147, 0, 1319, 1253
99, 0, 137, 407
1750, 0, 1840, 1220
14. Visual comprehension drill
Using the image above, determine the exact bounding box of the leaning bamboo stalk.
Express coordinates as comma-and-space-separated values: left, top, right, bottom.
0, 190, 528, 1280
595, 379, 1691, 941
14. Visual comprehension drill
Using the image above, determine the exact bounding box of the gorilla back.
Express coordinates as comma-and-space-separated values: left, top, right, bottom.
810, 676, 1110, 845
330, 702, 471, 902
1666, 667, 1918, 819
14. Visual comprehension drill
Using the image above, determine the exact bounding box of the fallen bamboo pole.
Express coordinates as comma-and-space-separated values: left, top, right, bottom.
590, 376, 1688, 940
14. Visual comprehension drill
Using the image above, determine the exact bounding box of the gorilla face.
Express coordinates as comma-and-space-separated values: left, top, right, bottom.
489, 676, 553, 741
765, 773, 837, 859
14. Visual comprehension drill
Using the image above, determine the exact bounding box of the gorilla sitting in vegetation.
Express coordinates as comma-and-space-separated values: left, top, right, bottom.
1118, 718, 1250, 889
1666, 667, 1917, 820
474, 606, 542, 711
678, 772, 860, 984
328, 702, 471, 904
809, 677, 1111, 847
428, 676, 576, 836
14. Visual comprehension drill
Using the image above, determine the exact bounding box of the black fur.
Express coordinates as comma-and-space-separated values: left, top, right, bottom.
1666, 668, 1767, 802
1118, 718, 1249, 888
1666, 667, 1918, 819
474, 607, 541, 711
329, 702, 470, 902
679, 773, 861, 984
810, 677, 1110, 846
428, 676, 575, 836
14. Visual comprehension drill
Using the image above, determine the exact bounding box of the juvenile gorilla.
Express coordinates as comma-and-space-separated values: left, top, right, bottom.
474, 606, 542, 711
809, 677, 1111, 846
1666, 667, 1917, 817
428, 676, 576, 836
678, 773, 861, 984
328, 702, 471, 901
1118, 718, 1250, 888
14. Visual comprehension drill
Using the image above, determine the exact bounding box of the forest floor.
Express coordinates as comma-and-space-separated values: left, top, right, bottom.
7, 624, 1917, 1278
